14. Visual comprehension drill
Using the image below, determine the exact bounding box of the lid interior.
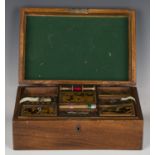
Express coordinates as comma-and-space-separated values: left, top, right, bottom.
19, 9, 136, 85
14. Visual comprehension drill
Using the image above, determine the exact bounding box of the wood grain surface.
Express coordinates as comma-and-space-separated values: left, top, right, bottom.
13, 119, 143, 150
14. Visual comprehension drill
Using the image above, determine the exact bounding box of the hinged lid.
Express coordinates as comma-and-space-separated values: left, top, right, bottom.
19, 8, 136, 86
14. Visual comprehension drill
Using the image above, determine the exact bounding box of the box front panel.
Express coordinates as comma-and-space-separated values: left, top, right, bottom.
13, 119, 143, 150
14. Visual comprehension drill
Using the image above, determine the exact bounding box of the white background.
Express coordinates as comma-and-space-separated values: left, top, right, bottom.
4, 0, 150, 155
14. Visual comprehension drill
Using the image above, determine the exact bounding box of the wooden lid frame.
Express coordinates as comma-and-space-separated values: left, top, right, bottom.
19, 8, 136, 86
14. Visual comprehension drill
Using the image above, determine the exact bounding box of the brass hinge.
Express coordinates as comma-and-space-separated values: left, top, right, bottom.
67, 8, 89, 14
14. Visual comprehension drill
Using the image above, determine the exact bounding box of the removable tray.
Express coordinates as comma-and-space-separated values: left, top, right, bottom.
14, 85, 142, 120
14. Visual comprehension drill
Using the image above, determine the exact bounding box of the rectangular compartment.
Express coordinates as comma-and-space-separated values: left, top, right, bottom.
97, 87, 137, 117
58, 85, 98, 117
16, 86, 59, 118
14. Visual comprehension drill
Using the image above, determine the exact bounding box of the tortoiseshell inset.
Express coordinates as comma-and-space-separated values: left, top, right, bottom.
59, 85, 97, 116
99, 99, 136, 117
19, 97, 58, 117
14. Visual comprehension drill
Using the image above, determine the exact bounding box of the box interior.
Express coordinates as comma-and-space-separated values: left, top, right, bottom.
16, 86, 141, 119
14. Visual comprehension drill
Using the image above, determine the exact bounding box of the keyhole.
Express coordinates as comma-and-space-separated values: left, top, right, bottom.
76, 125, 81, 133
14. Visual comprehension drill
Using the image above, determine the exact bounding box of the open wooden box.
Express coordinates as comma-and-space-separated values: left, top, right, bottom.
13, 8, 143, 150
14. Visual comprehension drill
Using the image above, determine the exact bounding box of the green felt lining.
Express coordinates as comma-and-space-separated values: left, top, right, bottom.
25, 15, 129, 81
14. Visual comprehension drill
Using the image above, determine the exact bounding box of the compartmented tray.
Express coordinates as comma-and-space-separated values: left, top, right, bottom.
16, 85, 140, 119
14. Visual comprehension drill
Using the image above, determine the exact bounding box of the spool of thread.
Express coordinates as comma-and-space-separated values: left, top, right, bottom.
73, 87, 82, 91
60, 85, 95, 91
83, 87, 95, 91
60, 104, 96, 109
